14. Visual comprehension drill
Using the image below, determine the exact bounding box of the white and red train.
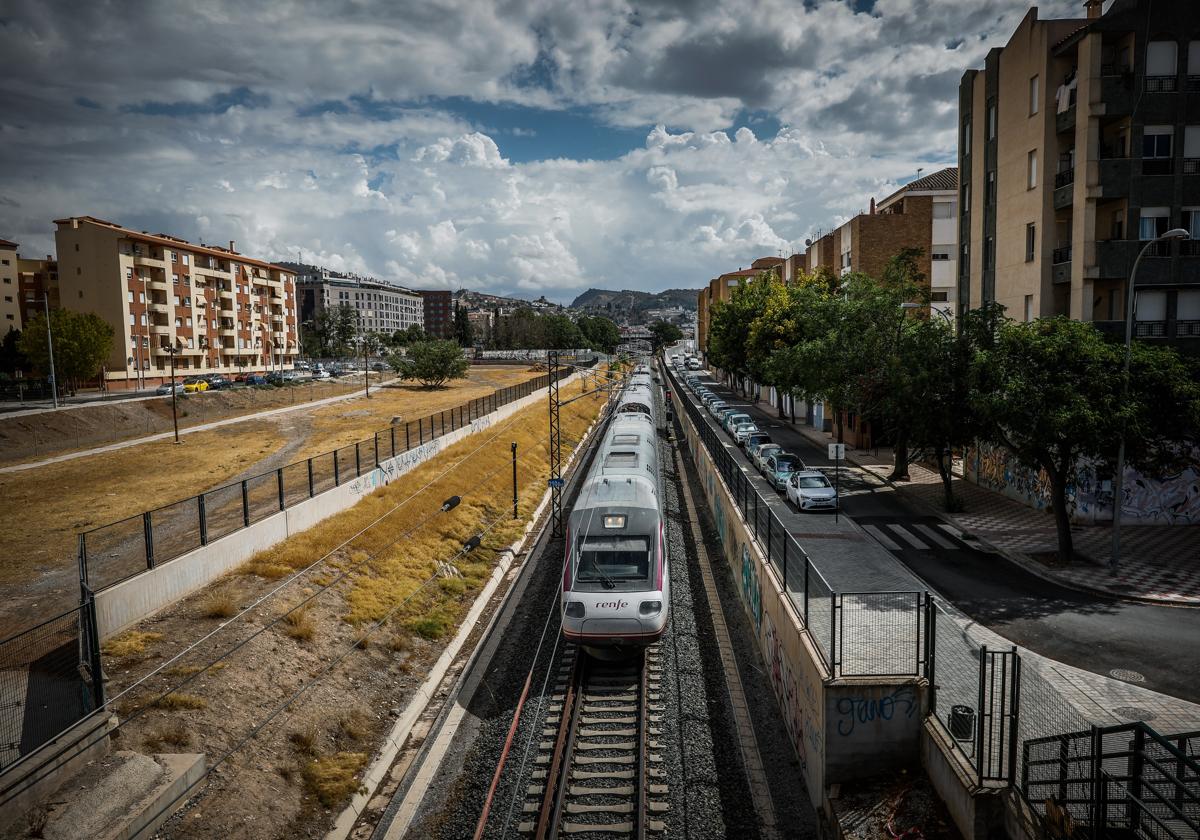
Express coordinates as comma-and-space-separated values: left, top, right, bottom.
560, 364, 668, 656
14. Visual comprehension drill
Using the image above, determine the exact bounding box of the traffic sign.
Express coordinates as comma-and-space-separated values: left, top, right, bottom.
828, 443, 845, 460
548, 477, 565, 489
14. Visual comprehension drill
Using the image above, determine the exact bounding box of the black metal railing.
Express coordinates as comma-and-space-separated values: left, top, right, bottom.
1053, 245, 1073, 264
0, 595, 104, 772
1176, 320, 1200, 338
1135, 321, 1168, 338
1183, 159, 1200, 176
1056, 168, 1076, 188
1021, 722, 1200, 840
668, 365, 930, 679
1144, 75, 1178, 93
1144, 158, 1174, 176
78, 361, 593, 593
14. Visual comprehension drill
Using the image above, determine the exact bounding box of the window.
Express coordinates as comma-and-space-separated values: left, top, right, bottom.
1183, 208, 1200, 239
1146, 40, 1178, 76
962, 116, 972, 155
962, 183, 970, 208
1024, 295, 1033, 322
182, 254, 189, 265
987, 101, 997, 139
125, 267, 132, 279
0, 259, 7, 266
129, 314, 136, 326
1144, 126, 1174, 158
1186, 126, 1200, 164
127, 291, 133, 302
1026, 223, 1037, 261
1030, 75, 1040, 115
140, 313, 147, 326
984, 236, 996, 269
171, 251, 178, 263
932, 251, 951, 261
172, 273, 180, 284
138, 291, 145, 303
931, 291, 949, 302
1136, 290, 1168, 322
173, 295, 180, 305
933, 201, 957, 219
1140, 207, 1170, 240
1027, 150, 1038, 189
986, 171, 997, 204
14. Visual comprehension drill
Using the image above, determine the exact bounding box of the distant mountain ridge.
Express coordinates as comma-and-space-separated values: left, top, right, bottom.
570, 287, 701, 314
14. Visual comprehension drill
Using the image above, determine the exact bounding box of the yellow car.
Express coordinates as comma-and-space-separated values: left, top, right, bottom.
183, 376, 209, 393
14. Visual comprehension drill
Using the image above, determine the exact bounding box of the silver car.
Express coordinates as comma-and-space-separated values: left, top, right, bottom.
733, 421, 759, 444
724, 412, 751, 434
752, 443, 783, 473
787, 470, 838, 511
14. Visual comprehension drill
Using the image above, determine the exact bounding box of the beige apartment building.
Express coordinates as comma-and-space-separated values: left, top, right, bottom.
959, 0, 1200, 344
0, 240, 18, 331
54, 216, 299, 388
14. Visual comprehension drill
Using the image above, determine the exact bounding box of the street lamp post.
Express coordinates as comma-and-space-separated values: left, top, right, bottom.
166, 345, 181, 443
1110, 227, 1190, 571
44, 292, 58, 409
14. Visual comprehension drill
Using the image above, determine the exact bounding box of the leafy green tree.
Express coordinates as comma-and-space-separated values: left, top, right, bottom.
454, 304, 474, 347
576, 315, 620, 353
315, 303, 357, 357
1, 327, 29, 377
19, 309, 114, 391
543, 313, 583, 349
707, 269, 777, 395
971, 317, 1200, 561
391, 324, 426, 347
648, 320, 683, 352
388, 339, 470, 388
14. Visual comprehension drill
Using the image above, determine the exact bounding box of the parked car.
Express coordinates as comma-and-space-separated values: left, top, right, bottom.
707, 399, 727, 417
266, 371, 285, 385
207, 375, 232, 390
787, 470, 839, 511
752, 443, 783, 473
245, 374, 268, 386
764, 453, 804, 491
686, 358, 701, 370
745, 433, 773, 458
733, 421, 759, 444
156, 382, 185, 396
724, 412, 752, 434
716, 407, 740, 428
311, 369, 330, 380
371, 362, 387, 372
183, 376, 209, 393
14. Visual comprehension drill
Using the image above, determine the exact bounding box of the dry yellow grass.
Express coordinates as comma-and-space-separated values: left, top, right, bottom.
0, 421, 285, 587
153, 692, 208, 710
143, 720, 192, 751
197, 588, 240, 619
239, 377, 605, 643
101, 631, 165, 658
291, 365, 543, 461
283, 608, 316, 642
301, 752, 368, 808
163, 662, 226, 677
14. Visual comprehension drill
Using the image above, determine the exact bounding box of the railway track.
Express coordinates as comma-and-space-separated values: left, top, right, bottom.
520, 645, 668, 838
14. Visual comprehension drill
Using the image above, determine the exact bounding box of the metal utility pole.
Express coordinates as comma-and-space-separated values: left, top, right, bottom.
548, 350, 563, 537
44, 292, 58, 409
168, 346, 180, 443
1110, 227, 1190, 570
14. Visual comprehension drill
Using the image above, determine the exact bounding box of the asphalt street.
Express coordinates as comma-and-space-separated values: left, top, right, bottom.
684, 369, 1200, 706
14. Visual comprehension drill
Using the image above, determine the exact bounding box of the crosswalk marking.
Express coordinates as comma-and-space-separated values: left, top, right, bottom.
886, 523, 930, 550
913, 523, 957, 549
938, 523, 966, 541
862, 524, 903, 551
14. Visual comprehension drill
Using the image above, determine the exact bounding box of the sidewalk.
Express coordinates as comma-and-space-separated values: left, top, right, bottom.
761, 400, 1200, 606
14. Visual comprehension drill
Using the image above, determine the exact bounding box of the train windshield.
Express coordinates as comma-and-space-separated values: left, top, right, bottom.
576, 536, 651, 588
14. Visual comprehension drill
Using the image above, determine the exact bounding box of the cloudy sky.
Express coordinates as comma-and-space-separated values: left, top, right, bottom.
0, 0, 1077, 302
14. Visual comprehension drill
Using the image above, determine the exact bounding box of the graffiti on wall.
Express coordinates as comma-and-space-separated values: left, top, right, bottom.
763, 610, 822, 773
833, 687, 916, 737
740, 543, 762, 634
968, 441, 1200, 525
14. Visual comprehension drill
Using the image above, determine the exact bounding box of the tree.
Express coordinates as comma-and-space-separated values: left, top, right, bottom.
648, 320, 683, 352
0, 327, 29, 377
454, 304, 473, 347
708, 269, 777, 395
389, 339, 470, 388
576, 315, 620, 354
971, 317, 1200, 561
314, 304, 356, 357
19, 310, 114, 391
543, 314, 583, 349
391, 324, 425, 347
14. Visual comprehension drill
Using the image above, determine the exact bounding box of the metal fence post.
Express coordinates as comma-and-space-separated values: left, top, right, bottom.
765, 513, 772, 565
976, 645, 988, 784
926, 597, 937, 713
241, 480, 250, 527
782, 530, 788, 588
374, 433, 379, 466
1007, 649, 1021, 787
754, 491, 759, 540
830, 592, 837, 675
277, 467, 285, 511
83, 592, 105, 708
390, 426, 396, 458
355, 442, 361, 476
419, 418, 424, 444
405, 422, 411, 451
1130, 723, 1145, 835
333, 450, 340, 486
307, 458, 315, 497
198, 494, 208, 546
143, 511, 155, 569
78, 533, 89, 593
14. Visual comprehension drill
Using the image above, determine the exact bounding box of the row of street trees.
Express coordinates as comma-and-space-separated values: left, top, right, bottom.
705, 256, 1200, 561
1, 312, 114, 392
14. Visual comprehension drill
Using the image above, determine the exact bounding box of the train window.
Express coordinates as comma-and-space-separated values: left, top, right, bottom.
578, 536, 650, 583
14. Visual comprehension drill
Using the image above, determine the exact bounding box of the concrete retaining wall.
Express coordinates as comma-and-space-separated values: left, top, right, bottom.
95, 372, 582, 639
675, 381, 924, 808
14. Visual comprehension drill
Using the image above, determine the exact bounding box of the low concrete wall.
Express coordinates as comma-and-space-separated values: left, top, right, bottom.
96, 372, 583, 639
921, 718, 1007, 840
674, 371, 924, 808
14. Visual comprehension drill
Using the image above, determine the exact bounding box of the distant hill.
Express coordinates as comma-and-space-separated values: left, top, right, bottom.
570, 288, 701, 321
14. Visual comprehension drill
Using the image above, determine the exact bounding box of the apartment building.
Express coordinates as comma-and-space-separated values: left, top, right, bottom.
805, 168, 960, 317
466, 308, 495, 345
958, 0, 1200, 344
418, 289, 454, 339
696, 256, 787, 358
17, 255, 59, 327
297, 270, 424, 336
54, 216, 299, 388
0, 240, 18, 330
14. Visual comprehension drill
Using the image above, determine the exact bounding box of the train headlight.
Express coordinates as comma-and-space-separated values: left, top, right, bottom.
565, 601, 586, 618
639, 600, 662, 616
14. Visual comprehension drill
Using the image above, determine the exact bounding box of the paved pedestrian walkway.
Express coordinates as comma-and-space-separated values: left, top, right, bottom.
764, 401, 1200, 606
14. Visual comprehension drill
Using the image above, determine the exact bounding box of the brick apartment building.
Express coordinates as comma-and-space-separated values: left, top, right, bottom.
0, 240, 17, 330
17, 255, 59, 327
418, 289, 454, 339
54, 216, 300, 389
805, 167, 959, 318
959, 0, 1200, 346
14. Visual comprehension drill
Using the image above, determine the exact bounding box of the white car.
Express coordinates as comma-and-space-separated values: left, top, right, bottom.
724, 412, 752, 434
733, 421, 759, 444
708, 399, 727, 417
787, 470, 839, 512
752, 443, 783, 473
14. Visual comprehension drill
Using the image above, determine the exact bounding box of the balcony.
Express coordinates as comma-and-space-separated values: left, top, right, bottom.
132, 252, 165, 267
1098, 157, 1131, 199
218, 307, 235, 318
1178, 320, 1200, 338
1184, 159, 1200, 176
1100, 74, 1135, 115
1055, 105, 1075, 135
1052, 244, 1072, 264
148, 302, 169, 314
1144, 75, 1177, 93
1143, 158, 1174, 176
150, 323, 171, 335
218, 327, 237, 337
147, 278, 168, 292
1053, 169, 1074, 210
1134, 320, 1168, 338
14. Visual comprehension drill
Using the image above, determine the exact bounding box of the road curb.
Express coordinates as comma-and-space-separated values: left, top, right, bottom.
775, 410, 1198, 610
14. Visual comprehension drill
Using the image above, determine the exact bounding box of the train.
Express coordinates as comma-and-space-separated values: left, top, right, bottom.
560, 362, 669, 657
